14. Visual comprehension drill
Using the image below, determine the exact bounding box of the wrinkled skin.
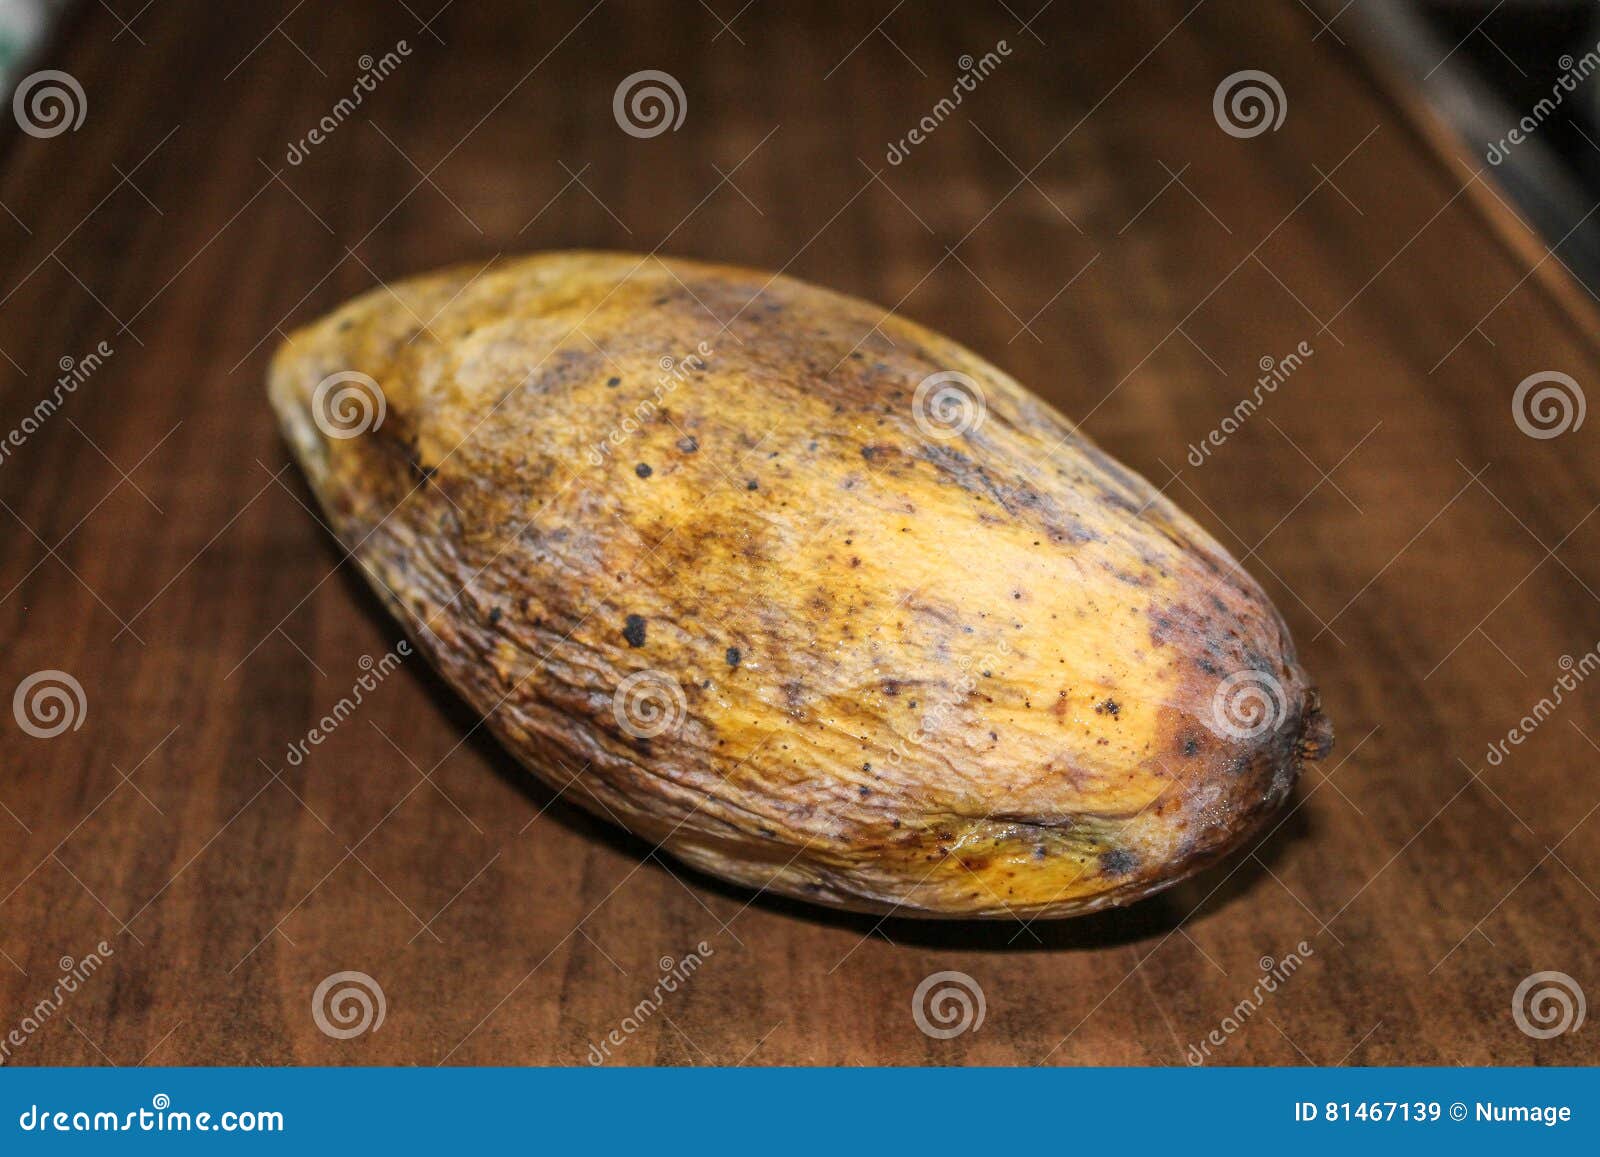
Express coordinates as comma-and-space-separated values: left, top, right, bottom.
268, 252, 1332, 919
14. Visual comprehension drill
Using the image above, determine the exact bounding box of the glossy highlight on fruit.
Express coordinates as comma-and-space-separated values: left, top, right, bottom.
268, 252, 1332, 919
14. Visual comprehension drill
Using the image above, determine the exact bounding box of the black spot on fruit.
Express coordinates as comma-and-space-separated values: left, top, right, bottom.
1099, 849, 1138, 876
677, 435, 699, 453
635, 462, 653, 478
622, 614, 647, 648
1095, 698, 1120, 716
725, 647, 741, 668
606, 376, 621, 387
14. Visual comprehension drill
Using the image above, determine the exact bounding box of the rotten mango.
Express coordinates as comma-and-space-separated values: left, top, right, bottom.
268, 252, 1331, 918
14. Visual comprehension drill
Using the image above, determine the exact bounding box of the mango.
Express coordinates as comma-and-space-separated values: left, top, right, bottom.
268, 252, 1331, 918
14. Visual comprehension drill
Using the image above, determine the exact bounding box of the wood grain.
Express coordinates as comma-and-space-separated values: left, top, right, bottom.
0, 0, 1596, 1066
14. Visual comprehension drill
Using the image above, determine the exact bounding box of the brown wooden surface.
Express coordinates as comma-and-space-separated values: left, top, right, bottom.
0, 0, 1597, 1066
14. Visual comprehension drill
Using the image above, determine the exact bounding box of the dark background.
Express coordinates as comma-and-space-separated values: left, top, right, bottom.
0, 0, 1596, 1065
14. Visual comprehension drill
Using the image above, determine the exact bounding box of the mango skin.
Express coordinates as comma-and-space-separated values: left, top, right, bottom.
268, 252, 1331, 919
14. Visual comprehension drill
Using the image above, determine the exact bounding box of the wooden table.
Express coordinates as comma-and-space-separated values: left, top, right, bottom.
1, 0, 1596, 1066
